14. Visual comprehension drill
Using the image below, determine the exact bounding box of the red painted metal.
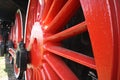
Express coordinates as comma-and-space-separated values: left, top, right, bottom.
45, 21, 87, 42
11, 0, 120, 80
43, 0, 67, 25
41, 68, 48, 80
25, 68, 33, 80
12, 25, 17, 48
43, 63, 60, 80
80, 0, 120, 80
9, 9, 23, 55
113, 1, 120, 80
24, 0, 82, 80
8, 9, 23, 78
15, 9, 23, 78
15, 10, 23, 44
40, 0, 53, 22
44, 0, 80, 33
44, 53, 78, 80
44, 44, 96, 69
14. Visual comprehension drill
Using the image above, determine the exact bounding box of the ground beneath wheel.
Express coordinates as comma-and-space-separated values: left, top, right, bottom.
0, 55, 16, 80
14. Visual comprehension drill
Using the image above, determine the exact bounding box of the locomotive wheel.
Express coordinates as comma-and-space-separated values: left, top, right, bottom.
13, 9, 27, 79
24, 0, 120, 80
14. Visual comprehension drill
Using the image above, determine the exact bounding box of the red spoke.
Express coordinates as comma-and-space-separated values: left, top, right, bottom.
35, 69, 38, 80
45, 44, 96, 69
36, 68, 42, 80
26, 69, 33, 80
45, 0, 80, 33
43, 63, 60, 80
15, 10, 23, 43
45, 21, 87, 42
44, 54, 78, 80
32, 69, 37, 80
43, 0, 66, 25
41, 0, 53, 22
25, 0, 38, 46
41, 69, 48, 80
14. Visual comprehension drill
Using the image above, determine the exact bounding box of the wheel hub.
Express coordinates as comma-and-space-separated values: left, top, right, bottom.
28, 22, 44, 67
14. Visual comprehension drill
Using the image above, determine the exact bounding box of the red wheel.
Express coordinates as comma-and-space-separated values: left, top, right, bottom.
13, 9, 25, 79
24, 0, 120, 80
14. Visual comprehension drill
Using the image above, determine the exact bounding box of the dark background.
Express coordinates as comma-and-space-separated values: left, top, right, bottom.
0, 0, 28, 40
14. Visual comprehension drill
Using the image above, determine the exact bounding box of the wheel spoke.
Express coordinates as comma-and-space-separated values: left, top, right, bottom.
26, 69, 33, 80
25, 0, 38, 46
43, 63, 60, 80
45, 44, 96, 69
15, 10, 23, 43
43, 0, 67, 25
44, 53, 78, 80
27, 0, 37, 23
36, 0, 44, 21
41, 69, 49, 80
32, 69, 37, 80
45, 21, 87, 42
45, 0, 80, 33
41, 0, 53, 22
36, 68, 42, 80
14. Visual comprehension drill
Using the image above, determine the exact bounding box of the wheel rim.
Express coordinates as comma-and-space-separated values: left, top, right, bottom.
80, 0, 120, 80
14, 9, 24, 79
